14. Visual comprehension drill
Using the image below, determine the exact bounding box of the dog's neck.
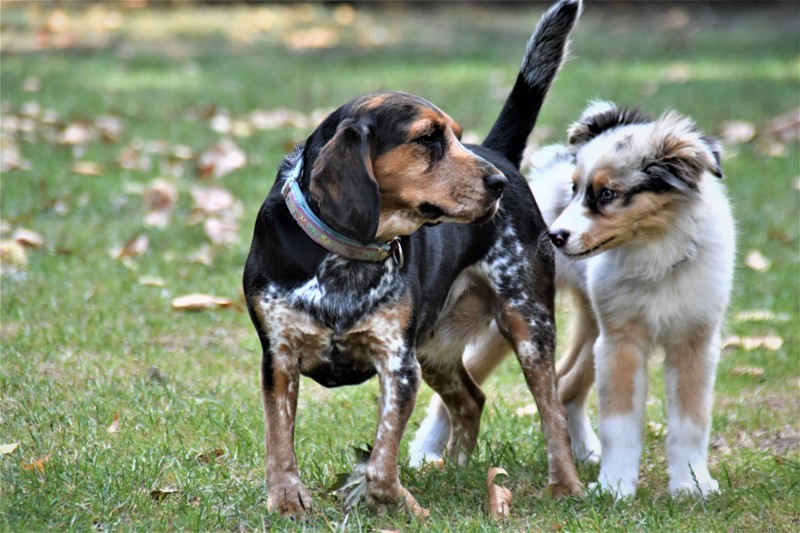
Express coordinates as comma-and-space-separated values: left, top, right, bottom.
282, 159, 403, 266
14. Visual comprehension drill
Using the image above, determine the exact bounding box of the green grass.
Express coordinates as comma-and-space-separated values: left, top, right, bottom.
2, 2, 798, 531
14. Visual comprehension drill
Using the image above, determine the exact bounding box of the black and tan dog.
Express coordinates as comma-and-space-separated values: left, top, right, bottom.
243, 0, 583, 516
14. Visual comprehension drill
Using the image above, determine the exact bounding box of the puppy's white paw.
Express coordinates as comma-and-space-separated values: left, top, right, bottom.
592, 471, 638, 500
573, 433, 601, 465
407, 451, 443, 470
670, 476, 720, 498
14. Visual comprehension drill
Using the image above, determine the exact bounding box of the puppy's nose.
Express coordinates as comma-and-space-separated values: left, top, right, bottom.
549, 229, 570, 248
483, 173, 507, 198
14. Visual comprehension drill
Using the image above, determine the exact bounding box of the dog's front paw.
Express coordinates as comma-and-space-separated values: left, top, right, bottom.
591, 471, 638, 500
268, 480, 313, 517
366, 483, 429, 520
670, 476, 720, 498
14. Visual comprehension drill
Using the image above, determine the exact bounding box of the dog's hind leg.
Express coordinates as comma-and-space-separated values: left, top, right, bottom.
409, 321, 511, 467
556, 288, 601, 464
663, 326, 721, 497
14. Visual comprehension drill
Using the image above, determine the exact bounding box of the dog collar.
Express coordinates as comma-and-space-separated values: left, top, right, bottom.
281, 166, 402, 266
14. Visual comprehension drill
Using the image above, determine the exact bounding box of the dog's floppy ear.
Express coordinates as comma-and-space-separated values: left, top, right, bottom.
308, 118, 380, 245
644, 111, 722, 192
567, 100, 652, 147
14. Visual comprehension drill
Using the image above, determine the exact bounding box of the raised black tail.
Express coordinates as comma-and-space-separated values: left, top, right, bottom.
482, 0, 582, 168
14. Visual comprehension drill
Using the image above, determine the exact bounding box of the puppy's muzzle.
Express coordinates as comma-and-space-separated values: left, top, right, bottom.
549, 229, 570, 248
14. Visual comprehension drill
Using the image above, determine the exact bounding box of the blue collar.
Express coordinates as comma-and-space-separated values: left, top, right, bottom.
281, 162, 402, 266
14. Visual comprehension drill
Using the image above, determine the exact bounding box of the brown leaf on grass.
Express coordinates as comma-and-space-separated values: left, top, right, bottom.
111, 234, 149, 259
22, 455, 50, 474
248, 108, 309, 130
203, 218, 240, 246
487, 467, 512, 519
0, 241, 28, 269
150, 487, 179, 501
730, 366, 765, 379
720, 121, 756, 145
196, 449, 226, 463
745, 250, 771, 272
189, 185, 239, 217
106, 413, 120, 434
515, 404, 538, 417
71, 161, 104, 176
723, 335, 783, 352
95, 115, 124, 143
283, 27, 340, 50
0, 442, 19, 455
12, 228, 45, 248
197, 138, 246, 178
735, 310, 790, 323
0, 138, 32, 172
142, 179, 178, 229
665, 62, 691, 84
117, 143, 152, 171
59, 122, 93, 145
765, 108, 800, 143
138, 275, 165, 287
187, 244, 214, 266
171, 294, 234, 312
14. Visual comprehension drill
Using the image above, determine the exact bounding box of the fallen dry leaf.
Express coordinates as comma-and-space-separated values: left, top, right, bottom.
95, 115, 124, 143
187, 244, 214, 266
71, 161, 104, 176
487, 467, 512, 519
0, 241, 28, 269
203, 217, 239, 246
197, 138, 246, 178
172, 294, 234, 311
12, 228, 45, 248
189, 185, 238, 216
142, 179, 178, 229
283, 27, 340, 50
745, 250, 771, 272
723, 335, 784, 352
720, 120, 756, 145
59, 122, 93, 145
515, 404, 538, 417
735, 310, 790, 323
111, 234, 149, 260
0, 442, 19, 455
21, 455, 50, 474
196, 449, 225, 463
0, 138, 31, 172
730, 365, 765, 379
150, 487, 179, 501
106, 413, 120, 434
764, 108, 800, 143
138, 275, 165, 287
665, 62, 691, 84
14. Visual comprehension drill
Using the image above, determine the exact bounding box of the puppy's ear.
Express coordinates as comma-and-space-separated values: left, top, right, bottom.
567, 101, 651, 147
308, 118, 380, 245
644, 111, 722, 191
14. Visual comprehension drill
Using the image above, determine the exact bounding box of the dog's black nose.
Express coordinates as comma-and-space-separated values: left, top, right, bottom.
483, 173, 507, 198
549, 229, 570, 248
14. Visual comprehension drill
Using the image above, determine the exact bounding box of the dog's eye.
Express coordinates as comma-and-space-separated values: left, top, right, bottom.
415, 129, 443, 146
598, 188, 617, 203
